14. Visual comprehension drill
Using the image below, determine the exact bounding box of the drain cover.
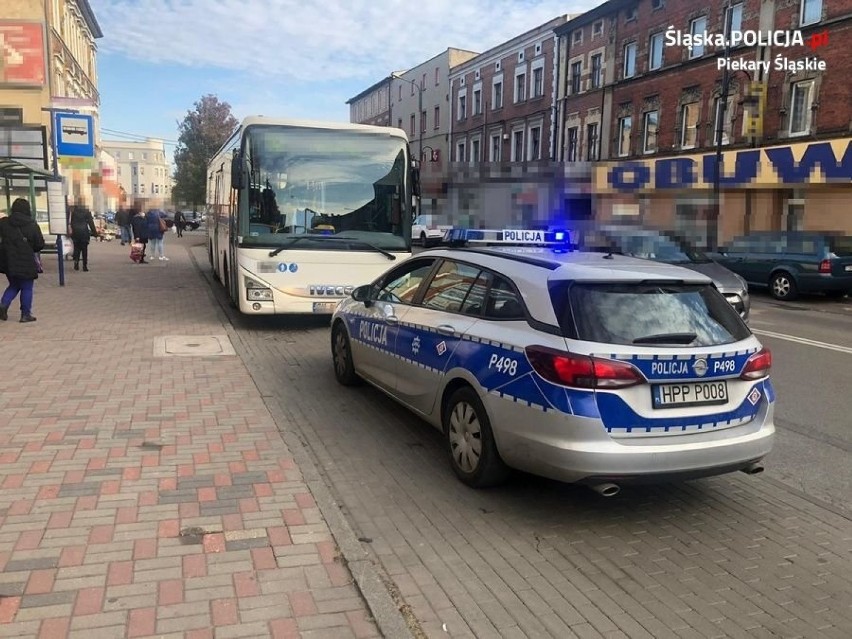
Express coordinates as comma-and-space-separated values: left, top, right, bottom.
154, 335, 236, 357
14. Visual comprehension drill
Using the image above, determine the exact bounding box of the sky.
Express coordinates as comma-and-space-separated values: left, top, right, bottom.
89, 0, 597, 162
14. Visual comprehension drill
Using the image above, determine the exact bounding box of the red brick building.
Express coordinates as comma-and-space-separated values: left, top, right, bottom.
449, 16, 568, 164
555, 0, 852, 247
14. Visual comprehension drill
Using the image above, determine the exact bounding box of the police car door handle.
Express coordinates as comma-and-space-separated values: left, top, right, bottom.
384, 315, 400, 326
436, 324, 456, 336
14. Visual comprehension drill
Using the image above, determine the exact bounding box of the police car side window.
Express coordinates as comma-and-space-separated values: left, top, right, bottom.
484, 276, 525, 320
421, 261, 482, 313
375, 259, 436, 305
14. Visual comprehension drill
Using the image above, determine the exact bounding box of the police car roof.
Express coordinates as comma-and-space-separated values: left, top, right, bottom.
421, 246, 713, 283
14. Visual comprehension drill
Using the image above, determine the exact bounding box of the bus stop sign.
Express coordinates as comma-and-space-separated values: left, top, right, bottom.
55, 113, 94, 158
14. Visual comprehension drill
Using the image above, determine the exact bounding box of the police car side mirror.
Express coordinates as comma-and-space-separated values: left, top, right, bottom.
352, 285, 373, 306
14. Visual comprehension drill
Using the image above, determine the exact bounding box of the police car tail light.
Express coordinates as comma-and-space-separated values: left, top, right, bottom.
740, 348, 772, 380
525, 346, 644, 389
818, 259, 832, 274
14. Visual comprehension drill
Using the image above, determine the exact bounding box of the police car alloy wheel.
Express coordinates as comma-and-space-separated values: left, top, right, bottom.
332, 323, 360, 386
444, 387, 509, 488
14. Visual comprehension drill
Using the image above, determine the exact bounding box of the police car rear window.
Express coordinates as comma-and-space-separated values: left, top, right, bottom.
556, 283, 750, 347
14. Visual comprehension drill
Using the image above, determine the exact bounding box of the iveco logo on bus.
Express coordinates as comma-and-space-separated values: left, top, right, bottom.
309, 285, 355, 296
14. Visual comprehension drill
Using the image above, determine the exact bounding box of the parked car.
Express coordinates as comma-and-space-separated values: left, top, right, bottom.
571, 224, 751, 320
412, 214, 452, 247
330, 244, 775, 494
711, 231, 852, 301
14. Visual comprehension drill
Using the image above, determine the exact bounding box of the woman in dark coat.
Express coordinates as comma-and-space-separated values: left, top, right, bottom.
69, 203, 99, 271
0, 198, 45, 322
129, 207, 149, 264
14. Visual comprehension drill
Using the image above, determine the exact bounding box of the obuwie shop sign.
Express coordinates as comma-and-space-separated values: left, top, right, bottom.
602, 140, 851, 192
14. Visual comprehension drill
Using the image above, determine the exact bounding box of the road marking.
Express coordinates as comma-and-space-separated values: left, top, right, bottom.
751, 329, 852, 355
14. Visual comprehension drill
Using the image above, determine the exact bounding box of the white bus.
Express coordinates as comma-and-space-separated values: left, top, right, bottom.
206, 117, 418, 314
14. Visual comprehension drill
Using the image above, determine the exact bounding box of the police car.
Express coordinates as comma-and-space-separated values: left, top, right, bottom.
330, 230, 775, 495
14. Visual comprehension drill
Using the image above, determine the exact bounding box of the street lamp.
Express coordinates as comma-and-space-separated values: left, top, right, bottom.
391, 73, 425, 216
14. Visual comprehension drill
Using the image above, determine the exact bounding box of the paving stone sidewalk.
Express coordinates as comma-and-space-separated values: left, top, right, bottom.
0, 235, 384, 638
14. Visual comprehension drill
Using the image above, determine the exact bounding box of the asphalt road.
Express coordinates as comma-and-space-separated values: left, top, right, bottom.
746, 293, 852, 514
193, 243, 852, 638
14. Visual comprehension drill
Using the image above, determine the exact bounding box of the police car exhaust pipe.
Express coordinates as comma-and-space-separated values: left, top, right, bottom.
590, 482, 620, 497
740, 461, 765, 475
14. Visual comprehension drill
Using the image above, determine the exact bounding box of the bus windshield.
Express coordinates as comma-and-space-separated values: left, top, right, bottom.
240, 125, 410, 251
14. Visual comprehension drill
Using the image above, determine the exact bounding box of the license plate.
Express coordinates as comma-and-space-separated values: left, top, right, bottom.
312, 302, 337, 313
652, 381, 728, 409
845, 265, 852, 272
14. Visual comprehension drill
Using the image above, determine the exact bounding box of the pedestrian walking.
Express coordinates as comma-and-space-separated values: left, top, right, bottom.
115, 207, 132, 245
68, 201, 99, 271
146, 208, 169, 261
130, 206, 149, 264
174, 210, 185, 238
0, 198, 45, 323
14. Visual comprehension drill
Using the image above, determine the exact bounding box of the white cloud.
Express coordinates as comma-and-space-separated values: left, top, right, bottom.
91, 0, 597, 83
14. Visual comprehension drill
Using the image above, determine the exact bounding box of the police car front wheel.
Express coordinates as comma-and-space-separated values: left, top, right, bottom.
444, 387, 509, 488
332, 323, 361, 386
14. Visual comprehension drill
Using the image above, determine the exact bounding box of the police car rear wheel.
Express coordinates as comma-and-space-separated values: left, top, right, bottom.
332, 323, 360, 386
444, 388, 509, 488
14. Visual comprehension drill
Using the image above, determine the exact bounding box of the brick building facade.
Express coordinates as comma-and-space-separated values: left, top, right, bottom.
449, 17, 569, 164
346, 75, 393, 127
556, 0, 852, 247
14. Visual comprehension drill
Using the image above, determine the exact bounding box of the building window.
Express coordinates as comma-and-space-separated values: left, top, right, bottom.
529, 126, 541, 160
572, 30, 583, 45
649, 33, 664, 70
586, 123, 599, 160
411, 82, 415, 96
435, 68, 439, 85
590, 54, 602, 88
623, 43, 637, 78
617, 116, 632, 157
533, 67, 544, 97
456, 141, 466, 162
789, 80, 815, 136
652, 0, 664, 9
490, 134, 502, 161
689, 17, 708, 58
128, 152, 134, 160
643, 110, 659, 153
570, 61, 582, 94
626, 5, 638, 21
473, 89, 482, 115
410, 114, 415, 135
140, 184, 145, 194
458, 95, 467, 120
434, 106, 440, 129
142, 153, 147, 160
726, 3, 743, 32
515, 73, 526, 102
399, 85, 402, 100
592, 20, 603, 37
512, 130, 524, 161
566, 127, 578, 161
800, 0, 822, 26
471, 139, 480, 163
397, 118, 402, 129
422, 73, 426, 89
680, 103, 699, 148
713, 96, 735, 144
493, 81, 503, 109
421, 110, 427, 133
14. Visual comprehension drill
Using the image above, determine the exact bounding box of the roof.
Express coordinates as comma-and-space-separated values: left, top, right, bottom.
0, 159, 54, 179
78, 0, 104, 39
236, 116, 410, 140
346, 75, 394, 104
554, 0, 630, 36
420, 246, 712, 283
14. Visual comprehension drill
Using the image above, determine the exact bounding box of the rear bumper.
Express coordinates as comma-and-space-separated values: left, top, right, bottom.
488, 394, 775, 484
798, 274, 852, 294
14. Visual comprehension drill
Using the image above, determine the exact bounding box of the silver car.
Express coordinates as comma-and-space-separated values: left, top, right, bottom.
330, 247, 775, 495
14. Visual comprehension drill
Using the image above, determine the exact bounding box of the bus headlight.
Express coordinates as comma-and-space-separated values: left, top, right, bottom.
245, 277, 273, 301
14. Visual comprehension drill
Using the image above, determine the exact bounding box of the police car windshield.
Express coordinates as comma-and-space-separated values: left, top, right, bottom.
555, 282, 750, 347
